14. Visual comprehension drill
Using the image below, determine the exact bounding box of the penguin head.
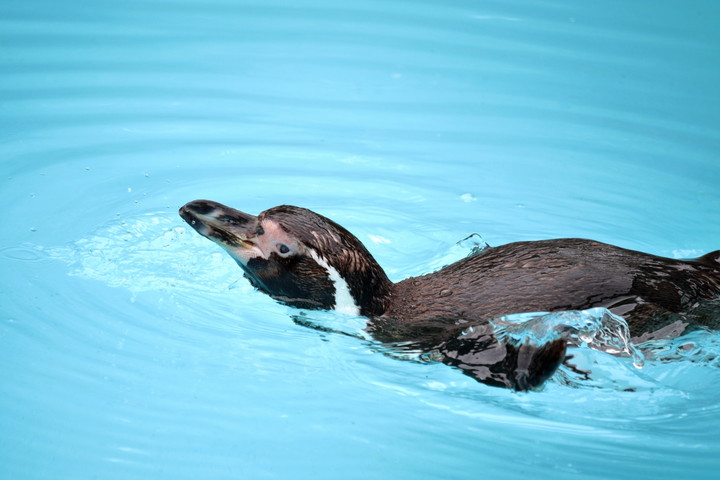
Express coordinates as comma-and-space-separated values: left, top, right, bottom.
180, 201, 393, 316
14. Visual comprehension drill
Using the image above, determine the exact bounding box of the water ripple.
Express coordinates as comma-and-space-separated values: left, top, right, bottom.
3, 0, 720, 479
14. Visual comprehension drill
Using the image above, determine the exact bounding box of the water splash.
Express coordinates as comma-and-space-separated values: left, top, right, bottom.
490, 307, 645, 368
426, 233, 491, 272
639, 329, 720, 367
41, 212, 244, 293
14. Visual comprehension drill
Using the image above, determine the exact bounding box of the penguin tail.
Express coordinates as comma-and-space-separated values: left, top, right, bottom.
695, 250, 720, 269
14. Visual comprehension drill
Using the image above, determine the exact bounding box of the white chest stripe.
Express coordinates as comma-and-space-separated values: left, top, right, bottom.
309, 250, 361, 316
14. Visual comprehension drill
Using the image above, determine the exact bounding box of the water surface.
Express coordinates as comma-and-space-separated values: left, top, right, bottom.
1, 1, 719, 479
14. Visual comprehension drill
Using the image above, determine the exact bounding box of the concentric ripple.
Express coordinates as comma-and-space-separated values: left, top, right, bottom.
2, 1, 719, 479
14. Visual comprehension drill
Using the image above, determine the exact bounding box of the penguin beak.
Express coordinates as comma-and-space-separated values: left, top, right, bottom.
179, 200, 260, 249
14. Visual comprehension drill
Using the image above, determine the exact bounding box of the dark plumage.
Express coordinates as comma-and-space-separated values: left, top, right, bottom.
386, 239, 720, 339
180, 200, 720, 391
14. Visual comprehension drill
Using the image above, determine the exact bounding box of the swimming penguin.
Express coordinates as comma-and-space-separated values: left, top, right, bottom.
179, 200, 720, 390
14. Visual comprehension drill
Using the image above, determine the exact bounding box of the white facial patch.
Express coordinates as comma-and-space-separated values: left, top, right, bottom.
309, 249, 360, 316
223, 219, 293, 266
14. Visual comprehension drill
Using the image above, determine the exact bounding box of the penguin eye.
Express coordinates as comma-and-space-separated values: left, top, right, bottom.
278, 244, 291, 255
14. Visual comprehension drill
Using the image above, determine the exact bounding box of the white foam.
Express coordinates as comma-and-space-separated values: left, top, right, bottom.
368, 234, 391, 245
42, 213, 244, 294
671, 249, 703, 259
309, 249, 361, 316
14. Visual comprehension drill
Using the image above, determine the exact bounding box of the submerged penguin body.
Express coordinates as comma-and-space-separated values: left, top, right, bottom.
179, 200, 720, 390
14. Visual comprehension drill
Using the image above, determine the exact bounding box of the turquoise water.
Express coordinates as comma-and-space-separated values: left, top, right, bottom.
2, 0, 720, 478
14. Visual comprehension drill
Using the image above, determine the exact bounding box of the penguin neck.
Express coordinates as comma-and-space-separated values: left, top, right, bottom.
342, 265, 395, 318
320, 251, 394, 318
